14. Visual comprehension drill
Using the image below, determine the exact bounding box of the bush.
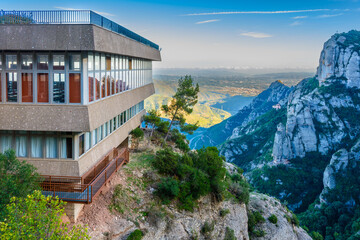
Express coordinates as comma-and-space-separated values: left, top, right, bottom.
130, 128, 144, 139
228, 182, 250, 204
252, 230, 266, 237
291, 213, 300, 227
156, 178, 180, 204
268, 214, 278, 224
220, 208, 230, 217
248, 211, 265, 232
153, 148, 179, 175
201, 221, 214, 236
224, 227, 236, 240
310, 231, 324, 240
127, 229, 143, 240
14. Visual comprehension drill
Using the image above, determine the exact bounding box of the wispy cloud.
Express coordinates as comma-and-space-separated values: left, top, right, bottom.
185, 9, 330, 16
316, 13, 343, 18
292, 16, 308, 19
240, 32, 272, 38
196, 19, 220, 24
54, 7, 115, 17
290, 21, 302, 26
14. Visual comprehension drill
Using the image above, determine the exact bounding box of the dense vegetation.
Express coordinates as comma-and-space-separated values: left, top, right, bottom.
0, 150, 41, 220
153, 146, 250, 211
0, 191, 89, 239
251, 152, 329, 212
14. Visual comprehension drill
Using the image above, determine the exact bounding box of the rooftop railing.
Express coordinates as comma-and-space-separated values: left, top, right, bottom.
0, 10, 159, 50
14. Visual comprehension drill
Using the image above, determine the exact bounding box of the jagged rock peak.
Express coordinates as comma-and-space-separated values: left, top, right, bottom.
316, 30, 360, 88
269, 80, 285, 89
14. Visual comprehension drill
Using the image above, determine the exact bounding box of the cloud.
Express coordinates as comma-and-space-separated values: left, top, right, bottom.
292, 16, 308, 19
54, 7, 115, 17
196, 19, 220, 24
290, 21, 302, 26
240, 32, 272, 38
316, 13, 343, 18
185, 9, 331, 16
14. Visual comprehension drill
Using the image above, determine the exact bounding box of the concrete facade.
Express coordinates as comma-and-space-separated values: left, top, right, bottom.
21, 109, 145, 176
0, 83, 154, 132
0, 24, 161, 61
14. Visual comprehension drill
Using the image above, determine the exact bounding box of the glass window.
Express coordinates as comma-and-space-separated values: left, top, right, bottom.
95, 53, 100, 71
60, 137, 73, 159
0, 73, 2, 102
111, 72, 115, 95
92, 130, 97, 146
88, 73, 94, 102
101, 54, 106, 71
79, 134, 85, 156
101, 75, 106, 98
85, 132, 91, 151
16, 136, 27, 157
95, 72, 100, 100
6, 55, 17, 70
88, 52, 94, 71
109, 119, 113, 133
69, 54, 81, 71
37, 73, 49, 103
129, 59, 132, 70
106, 75, 111, 97
53, 55, 65, 70
31, 136, 43, 158
21, 73, 33, 102
37, 55, 49, 70
1, 135, 12, 153
53, 73, 65, 103
111, 56, 115, 70
21, 55, 33, 70
104, 122, 108, 137
113, 117, 117, 131
0, 57, 2, 70
6, 72, 17, 102
46, 137, 58, 158
69, 73, 81, 103
115, 56, 118, 70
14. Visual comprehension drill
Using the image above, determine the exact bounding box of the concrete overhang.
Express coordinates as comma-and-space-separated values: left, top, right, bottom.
0, 24, 161, 61
0, 83, 155, 132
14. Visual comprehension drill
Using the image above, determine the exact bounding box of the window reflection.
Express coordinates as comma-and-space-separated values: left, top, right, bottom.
37, 55, 49, 70
53, 55, 65, 70
21, 55, 33, 70
53, 73, 65, 103
6, 55, 17, 70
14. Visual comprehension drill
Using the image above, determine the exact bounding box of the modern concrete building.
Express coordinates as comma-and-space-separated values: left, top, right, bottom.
0, 10, 160, 220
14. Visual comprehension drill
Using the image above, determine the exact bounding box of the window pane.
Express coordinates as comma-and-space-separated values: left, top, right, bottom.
69, 54, 81, 71
79, 134, 84, 156
95, 72, 100, 100
101, 54, 106, 70
21, 73, 33, 102
6, 72, 17, 102
1, 135, 12, 153
88, 73, 94, 102
53, 73, 65, 103
88, 53, 94, 71
101, 75, 106, 98
37, 55, 49, 70
53, 55, 65, 70
129, 59, 132, 70
111, 72, 115, 95
95, 53, 100, 71
0, 73, 1, 102
16, 136, 27, 157
69, 73, 81, 103
106, 56, 111, 71
60, 137, 73, 159
45, 137, 58, 158
6, 55, 17, 70
31, 136, 43, 158
37, 73, 49, 103
106, 75, 111, 97
21, 55, 33, 70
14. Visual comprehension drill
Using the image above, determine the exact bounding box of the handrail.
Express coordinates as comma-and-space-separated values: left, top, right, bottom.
40, 147, 129, 203
0, 10, 159, 50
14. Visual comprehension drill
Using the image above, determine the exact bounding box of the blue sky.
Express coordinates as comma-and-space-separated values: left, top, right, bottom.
3, 0, 360, 70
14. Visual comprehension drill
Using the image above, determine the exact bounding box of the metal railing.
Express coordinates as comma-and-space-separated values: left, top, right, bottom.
0, 10, 159, 50
40, 147, 129, 203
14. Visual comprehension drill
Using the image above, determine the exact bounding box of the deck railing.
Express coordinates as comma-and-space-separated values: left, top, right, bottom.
40, 147, 129, 203
0, 10, 159, 50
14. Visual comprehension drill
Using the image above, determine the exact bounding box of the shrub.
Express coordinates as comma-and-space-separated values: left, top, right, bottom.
291, 213, 300, 227
268, 214, 278, 224
130, 128, 144, 139
127, 229, 143, 240
231, 173, 242, 182
201, 221, 214, 236
189, 169, 210, 199
228, 182, 250, 204
248, 211, 265, 232
224, 227, 236, 240
310, 231, 324, 240
220, 208, 230, 217
153, 148, 179, 175
252, 230, 266, 237
156, 178, 180, 204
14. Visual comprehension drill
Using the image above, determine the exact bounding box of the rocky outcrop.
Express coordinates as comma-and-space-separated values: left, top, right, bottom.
249, 193, 312, 240
317, 31, 360, 88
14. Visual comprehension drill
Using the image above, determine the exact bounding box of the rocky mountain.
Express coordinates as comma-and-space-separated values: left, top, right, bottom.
207, 30, 360, 239
189, 80, 292, 149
